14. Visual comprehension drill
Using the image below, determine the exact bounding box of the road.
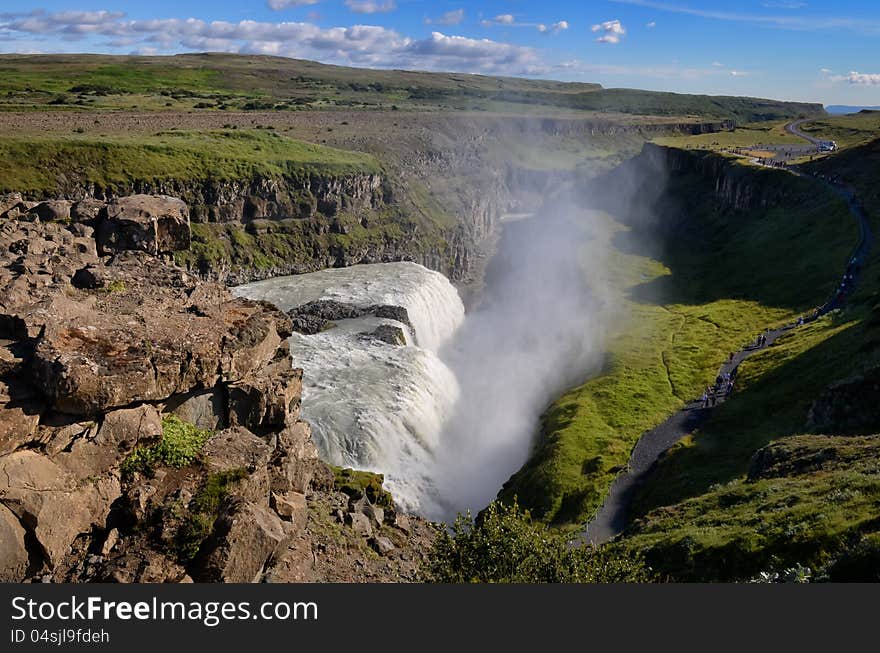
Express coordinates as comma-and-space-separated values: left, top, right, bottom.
785, 118, 823, 146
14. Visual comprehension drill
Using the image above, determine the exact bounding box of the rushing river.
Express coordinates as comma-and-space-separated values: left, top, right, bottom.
234, 262, 466, 512
235, 207, 606, 519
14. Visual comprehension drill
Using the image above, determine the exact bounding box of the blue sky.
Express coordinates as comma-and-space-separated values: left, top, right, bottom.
1, 1, 879, 105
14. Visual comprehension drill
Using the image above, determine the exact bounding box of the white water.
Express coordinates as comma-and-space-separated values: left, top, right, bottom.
234, 262, 466, 512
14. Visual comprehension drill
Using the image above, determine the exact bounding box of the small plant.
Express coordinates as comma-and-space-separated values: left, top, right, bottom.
105, 279, 126, 293
176, 468, 247, 561
121, 415, 213, 478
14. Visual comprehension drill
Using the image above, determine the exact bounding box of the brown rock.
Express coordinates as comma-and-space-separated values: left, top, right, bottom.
0, 380, 43, 456
346, 512, 373, 538
28, 201, 72, 223
269, 421, 319, 495
271, 491, 307, 528
0, 503, 29, 582
264, 536, 316, 583
165, 387, 227, 431
196, 500, 288, 583
369, 536, 395, 556
70, 199, 105, 224
97, 194, 191, 255
227, 364, 302, 431
0, 193, 23, 216
0, 451, 120, 568
55, 405, 161, 479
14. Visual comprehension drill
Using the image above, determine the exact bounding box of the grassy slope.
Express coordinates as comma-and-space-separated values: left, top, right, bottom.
611, 138, 880, 580
0, 129, 379, 195
0, 53, 823, 121
501, 153, 857, 529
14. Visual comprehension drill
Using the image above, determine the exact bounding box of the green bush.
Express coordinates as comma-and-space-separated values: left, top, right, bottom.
424, 500, 654, 583
121, 414, 212, 478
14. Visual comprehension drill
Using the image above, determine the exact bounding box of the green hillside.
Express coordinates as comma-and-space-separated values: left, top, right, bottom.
0, 53, 824, 121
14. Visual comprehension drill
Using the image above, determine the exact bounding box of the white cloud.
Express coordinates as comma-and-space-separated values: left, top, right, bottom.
0, 11, 541, 75
344, 0, 396, 15
426, 9, 464, 26
267, 0, 319, 10
711, 61, 724, 67
592, 19, 626, 44
646, 21, 656, 28
495, 14, 515, 25
830, 71, 880, 86
729, 70, 749, 77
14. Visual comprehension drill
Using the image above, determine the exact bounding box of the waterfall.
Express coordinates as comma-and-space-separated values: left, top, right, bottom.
234, 262, 465, 513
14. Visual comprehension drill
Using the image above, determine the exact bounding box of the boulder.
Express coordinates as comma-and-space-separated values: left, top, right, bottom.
202, 427, 273, 504
263, 536, 315, 583
97, 195, 191, 255
28, 201, 72, 223
0, 380, 43, 456
0, 193, 23, 217
0, 450, 120, 568
271, 491, 307, 528
0, 503, 29, 582
55, 405, 162, 479
269, 421, 319, 494
369, 536, 396, 556
196, 500, 288, 583
227, 364, 302, 431
70, 199, 105, 225
346, 512, 373, 538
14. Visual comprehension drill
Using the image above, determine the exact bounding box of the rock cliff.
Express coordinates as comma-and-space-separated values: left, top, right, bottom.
0, 194, 435, 583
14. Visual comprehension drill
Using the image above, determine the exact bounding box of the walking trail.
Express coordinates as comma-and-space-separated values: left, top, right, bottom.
581, 133, 872, 545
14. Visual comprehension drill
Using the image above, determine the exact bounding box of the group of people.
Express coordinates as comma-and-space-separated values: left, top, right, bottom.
701, 369, 737, 408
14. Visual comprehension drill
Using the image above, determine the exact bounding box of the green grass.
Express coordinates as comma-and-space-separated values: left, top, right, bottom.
654, 119, 803, 150
0, 129, 379, 195
615, 433, 880, 581
501, 152, 858, 529
0, 53, 824, 121
121, 414, 213, 478
799, 112, 880, 150
177, 468, 248, 561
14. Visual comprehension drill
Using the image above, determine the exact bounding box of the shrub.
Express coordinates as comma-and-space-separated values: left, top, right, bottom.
424, 500, 654, 583
121, 414, 212, 478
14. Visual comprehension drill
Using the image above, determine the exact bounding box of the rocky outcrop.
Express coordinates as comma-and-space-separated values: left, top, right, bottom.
0, 199, 434, 583
806, 366, 880, 435
288, 299, 412, 336
97, 194, 191, 255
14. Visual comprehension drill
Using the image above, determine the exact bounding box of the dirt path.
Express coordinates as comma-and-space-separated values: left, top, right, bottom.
581, 173, 872, 546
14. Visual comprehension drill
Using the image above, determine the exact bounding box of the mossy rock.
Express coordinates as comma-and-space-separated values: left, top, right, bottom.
330, 465, 394, 509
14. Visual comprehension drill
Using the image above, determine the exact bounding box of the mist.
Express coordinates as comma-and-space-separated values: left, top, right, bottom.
424, 191, 616, 520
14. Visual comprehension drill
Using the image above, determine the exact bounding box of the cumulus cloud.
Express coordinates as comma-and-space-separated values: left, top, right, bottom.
344, 0, 396, 14
425, 9, 464, 26
267, 0, 319, 10
830, 71, 880, 85
0, 10, 540, 75
646, 21, 656, 28
592, 19, 626, 43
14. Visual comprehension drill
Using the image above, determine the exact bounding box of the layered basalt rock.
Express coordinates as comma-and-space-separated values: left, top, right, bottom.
0, 196, 435, 583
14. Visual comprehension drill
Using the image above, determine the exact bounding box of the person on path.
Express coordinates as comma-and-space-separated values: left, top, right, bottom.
701, 390, 709, 408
